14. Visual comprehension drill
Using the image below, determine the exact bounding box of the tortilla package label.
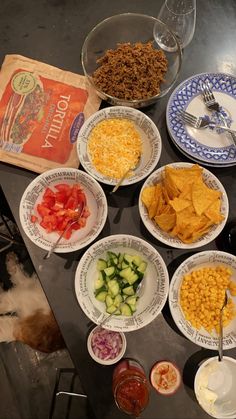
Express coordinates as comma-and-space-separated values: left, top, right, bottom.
0, 54, 101, 173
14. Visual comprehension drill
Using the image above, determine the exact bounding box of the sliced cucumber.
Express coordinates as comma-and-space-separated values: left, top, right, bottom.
120, 267, 132, 280
113, 294, 123, 307
123, 285, 135, 296
127, 271, 139, 286
125, 296, 137, 306
95, 290, 107, 302
137, 261, 147, 273
121, 303, 132, 316
107, 279, 120, 297
106, 304, 118, 314
94, 276, 105, 290
105, 295, 114, 308
121, 261, 130, 269
97, 258, 107, 271
104, 266, 115, 277
107, 251, 118, 259
124, 254, 133, 264
132, 255, 142, 267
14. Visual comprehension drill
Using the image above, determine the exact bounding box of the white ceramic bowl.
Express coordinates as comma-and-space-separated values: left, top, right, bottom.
19, 168, 107, 252
74, 234, 169, 332
139, 162, 228, 249
169, 250, 236, 350
87, 326, 126, 365
194, 356, 236, 418
77, 106, 162, 186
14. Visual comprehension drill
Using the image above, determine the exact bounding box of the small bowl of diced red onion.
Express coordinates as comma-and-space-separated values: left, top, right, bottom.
87, 326, 126, 365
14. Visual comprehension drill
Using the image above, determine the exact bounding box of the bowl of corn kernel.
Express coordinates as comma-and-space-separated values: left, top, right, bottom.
76, 106, 162, 186
169, 250, 236, 350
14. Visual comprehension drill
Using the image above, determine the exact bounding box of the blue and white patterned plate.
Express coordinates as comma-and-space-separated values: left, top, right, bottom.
166, 72, 236, 166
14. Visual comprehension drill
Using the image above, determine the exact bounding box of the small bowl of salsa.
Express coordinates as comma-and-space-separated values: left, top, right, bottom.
87, 326, 126, 365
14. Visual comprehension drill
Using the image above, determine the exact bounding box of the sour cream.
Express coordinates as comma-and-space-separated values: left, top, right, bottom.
194, 357, 236, 418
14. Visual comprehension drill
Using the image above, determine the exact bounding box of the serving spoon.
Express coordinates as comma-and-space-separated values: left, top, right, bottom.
110, 157, 141, 194
218, 290, 229, 362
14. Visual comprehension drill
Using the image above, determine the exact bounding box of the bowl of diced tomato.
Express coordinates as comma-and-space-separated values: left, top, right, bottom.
19, 168, 108, 253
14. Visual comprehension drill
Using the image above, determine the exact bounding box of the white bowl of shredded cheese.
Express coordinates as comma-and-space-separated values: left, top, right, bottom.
76, 106, 162, 186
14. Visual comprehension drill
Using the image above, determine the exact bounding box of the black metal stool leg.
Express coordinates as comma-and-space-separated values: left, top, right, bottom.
49, 368, 87, 419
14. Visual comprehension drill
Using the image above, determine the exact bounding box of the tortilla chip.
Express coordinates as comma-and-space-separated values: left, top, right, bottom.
163, 169, 179, 199
169, 197, 191, 213
192, 178, 221, 216
165, 164, 202, 192
155, 186, 166, 215
147, 184, 163, 219
154, 212, 176, 232
204, 199, 225, 224
141, 185, 156, 208
178, 183, 192, 201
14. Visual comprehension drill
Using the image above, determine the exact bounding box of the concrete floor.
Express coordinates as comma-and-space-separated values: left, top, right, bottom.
0, 195, 95, 419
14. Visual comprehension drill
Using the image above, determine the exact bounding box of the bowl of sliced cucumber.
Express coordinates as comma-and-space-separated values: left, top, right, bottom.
74, 234, 169, 332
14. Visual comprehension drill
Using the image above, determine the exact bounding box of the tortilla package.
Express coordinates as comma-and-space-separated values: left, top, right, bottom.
0, 54, 101, 173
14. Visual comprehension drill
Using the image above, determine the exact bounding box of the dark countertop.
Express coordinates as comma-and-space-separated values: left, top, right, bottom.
0, 1, 236, 418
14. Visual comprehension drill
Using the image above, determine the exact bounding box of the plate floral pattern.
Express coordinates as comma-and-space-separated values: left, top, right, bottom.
167, 72, 236, 166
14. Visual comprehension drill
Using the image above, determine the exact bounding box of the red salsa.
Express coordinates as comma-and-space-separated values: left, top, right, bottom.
112, 359, 149, 416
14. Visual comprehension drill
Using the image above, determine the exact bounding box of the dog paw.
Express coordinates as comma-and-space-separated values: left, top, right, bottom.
5, 252, 19, 275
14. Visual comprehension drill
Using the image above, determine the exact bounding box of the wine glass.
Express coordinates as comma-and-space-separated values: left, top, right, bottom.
156, 0, 196, 49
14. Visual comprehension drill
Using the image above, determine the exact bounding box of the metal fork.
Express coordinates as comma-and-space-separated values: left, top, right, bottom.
201, 81, 236, 145
178, 110, 236, 135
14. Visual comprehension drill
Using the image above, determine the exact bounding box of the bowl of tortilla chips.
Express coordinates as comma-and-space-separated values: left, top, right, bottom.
139, 163, 228, 249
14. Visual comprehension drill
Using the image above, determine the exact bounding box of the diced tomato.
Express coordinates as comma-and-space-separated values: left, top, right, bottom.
33, 182, 90, 240
37, 204, 51, 217
43, 214, 58, 227
82, 207, 90, 218
43, 196, 55, 208
71, 222, 80, 230
57, 216, 70, 231
78, 217, 86, 228
55, 190, 68, 204
54, 183, 71, 193
64, 226, 73, 240
30, 214, 38, 223
51, 202, 64, 212
64, 195, 78, 210
43, 187, 54, 199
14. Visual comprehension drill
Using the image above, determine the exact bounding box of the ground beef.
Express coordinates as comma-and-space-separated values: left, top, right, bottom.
92, 42, 168, 101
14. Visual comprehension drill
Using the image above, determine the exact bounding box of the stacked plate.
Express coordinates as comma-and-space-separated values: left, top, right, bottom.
166, 72, 236, 167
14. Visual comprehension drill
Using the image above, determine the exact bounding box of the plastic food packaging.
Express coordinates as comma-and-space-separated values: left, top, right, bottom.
112, 358, 150, 416
0, 54, 101, 173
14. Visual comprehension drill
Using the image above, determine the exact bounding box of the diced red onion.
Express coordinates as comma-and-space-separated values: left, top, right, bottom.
91, 328, 123, 360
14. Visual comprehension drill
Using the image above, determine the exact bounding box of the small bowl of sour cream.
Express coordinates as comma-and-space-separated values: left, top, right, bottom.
194, 356, 236, 419
87, 326, 126, 365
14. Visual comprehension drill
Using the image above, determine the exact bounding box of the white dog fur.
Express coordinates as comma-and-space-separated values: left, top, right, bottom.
0, 252, 64, 352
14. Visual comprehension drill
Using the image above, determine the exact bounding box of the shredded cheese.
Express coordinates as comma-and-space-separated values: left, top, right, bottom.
88, 118, 142, 179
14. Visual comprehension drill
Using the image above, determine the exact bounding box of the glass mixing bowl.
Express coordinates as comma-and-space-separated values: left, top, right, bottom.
81, 13, 182, 108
